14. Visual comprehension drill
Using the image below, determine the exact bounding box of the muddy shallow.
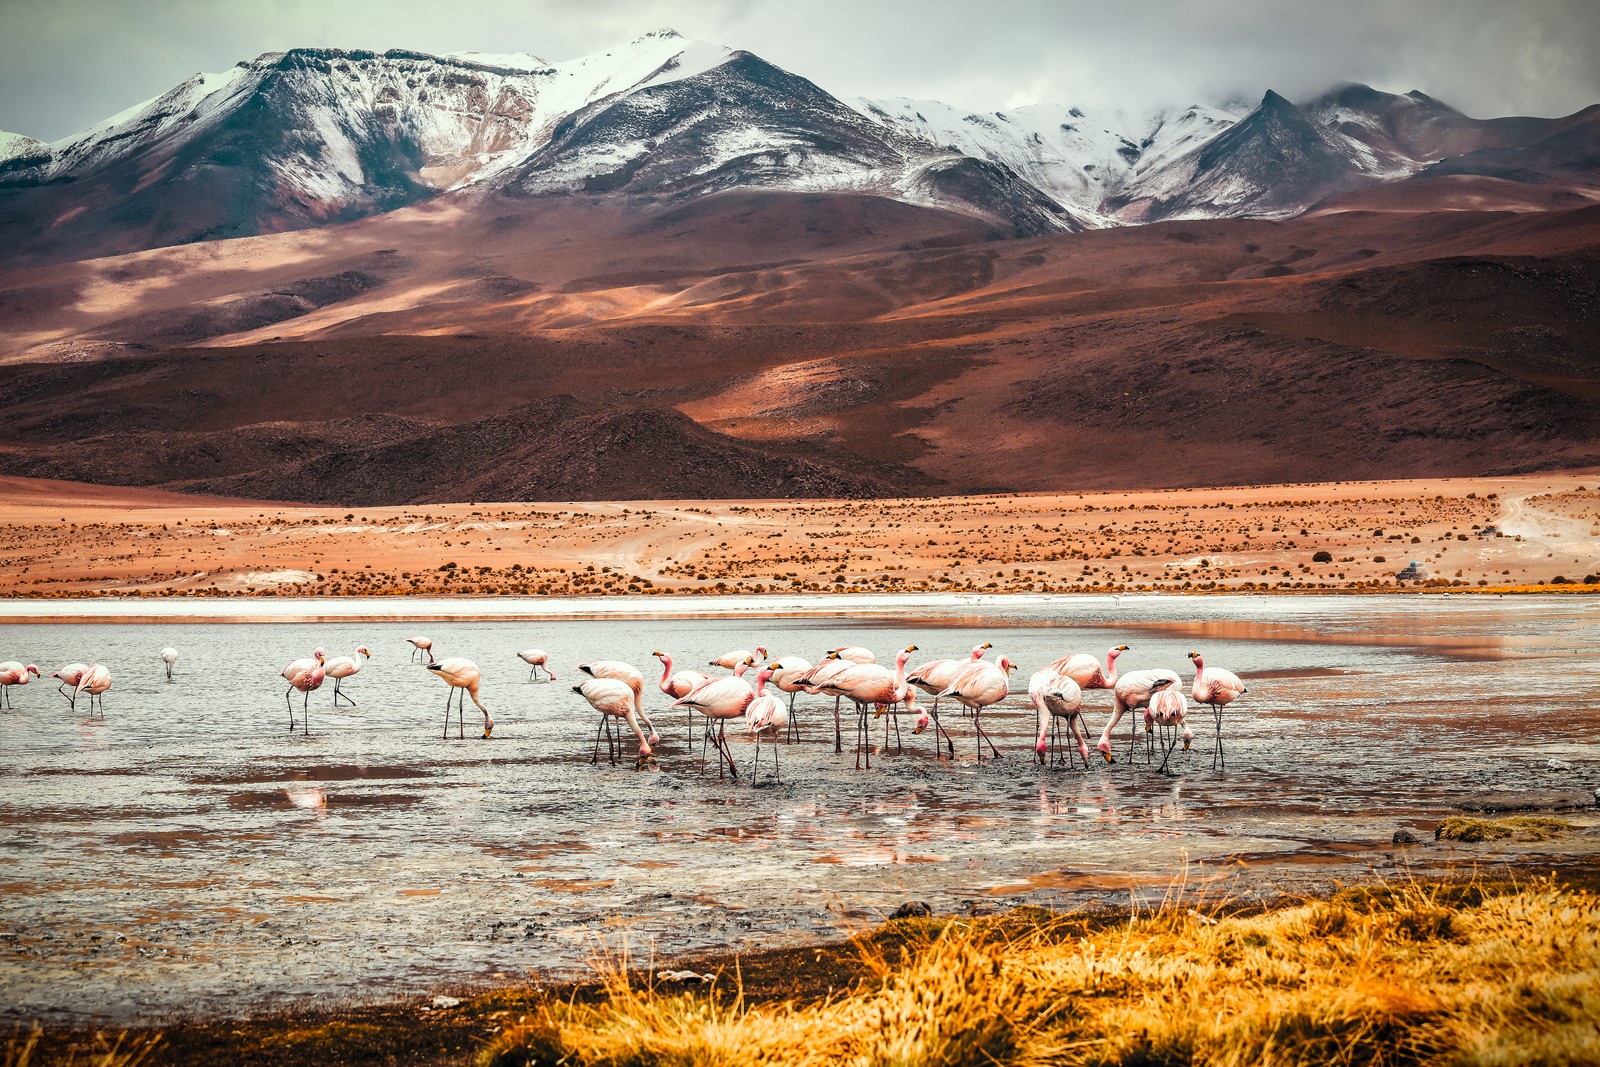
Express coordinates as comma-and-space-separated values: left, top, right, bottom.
0, 594, 1596, 1023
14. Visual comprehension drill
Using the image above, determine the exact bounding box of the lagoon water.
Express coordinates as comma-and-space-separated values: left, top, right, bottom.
1, 594, 1596, 1023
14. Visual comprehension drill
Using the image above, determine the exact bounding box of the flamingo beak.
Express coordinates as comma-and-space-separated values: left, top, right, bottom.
482, 727, 493, 740
1183, 738, 1192, 751
913, 724, 925, 735
1101, 751, 1115, 764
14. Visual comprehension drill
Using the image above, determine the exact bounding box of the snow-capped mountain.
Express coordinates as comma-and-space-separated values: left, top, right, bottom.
853, 97, 1248, 225
0, 30, 1593, 266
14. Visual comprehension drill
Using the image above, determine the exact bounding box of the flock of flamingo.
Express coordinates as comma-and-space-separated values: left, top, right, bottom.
0, 639, 1247, 782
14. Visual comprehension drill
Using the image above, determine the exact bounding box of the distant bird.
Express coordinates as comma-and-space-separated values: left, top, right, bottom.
1189, 650, 1248, 770
51, 663, 87, 703
577, 660, 658, 747
653, 649, 714, 745
281, 650, 326, 734
73, 664, 112, 717
672, 675, 756, 780
323, 645, 370, 706
827, 645, 876, 665
407, 636, 435, 664
517, 649, 555, 682
427, 658, 492, 740
160, 647, 178, 682
710, 645, 768, 670
1029, 669, 1087, 768
1145, 686, 1193, 774
761, 653, 813, 740
744, 668, 787, 784
938, 655, 1016, 761
0, 662, 40, 709
572, 677, 655, 768
1098, 669, 1181, 764
906, 643, 990, 757
1050, 644, 1128, 690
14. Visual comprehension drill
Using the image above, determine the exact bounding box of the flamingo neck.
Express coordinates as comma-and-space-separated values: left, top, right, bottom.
893, 650, 912, 690
970, 645, 986, 660
656, 655, 674, 692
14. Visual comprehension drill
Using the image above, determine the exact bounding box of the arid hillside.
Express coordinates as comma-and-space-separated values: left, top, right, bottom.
0, 189, 1597, 502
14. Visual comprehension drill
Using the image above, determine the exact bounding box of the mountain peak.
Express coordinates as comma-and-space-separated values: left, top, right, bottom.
1259, 89, 1297, 110
637, 28, 683, 42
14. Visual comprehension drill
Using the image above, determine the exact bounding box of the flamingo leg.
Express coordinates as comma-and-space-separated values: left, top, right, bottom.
166, 663, 174, 682
1158, 723, 1182, 775
750, 730, 761, 784
833, 696, 843, 754
301, 688, 311, 736
442, 689, 454, 740
975, 709, 1002, 761
891, 704, 902, 753
1211, 703, 1226, 771
786, 691, 799, 742
716, 721, 739, 781
930, 699, 956, 759
590, 714, 606, 763
286, 687, 296, 730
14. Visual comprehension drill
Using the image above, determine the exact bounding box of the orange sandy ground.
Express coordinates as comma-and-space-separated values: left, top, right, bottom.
0, 472, 1595, 599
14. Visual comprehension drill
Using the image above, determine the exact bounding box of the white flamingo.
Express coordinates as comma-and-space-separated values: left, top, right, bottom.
323, 646, 370, 706
427, 658, 492, 739
744, 669, 788, 783
1189, 650, 1248, 770
1098, 669, 1180, 764
1029, 669, 1087, 768
573, 677, 655, 768
517, 649, 555, 681
160, 647, 178, 682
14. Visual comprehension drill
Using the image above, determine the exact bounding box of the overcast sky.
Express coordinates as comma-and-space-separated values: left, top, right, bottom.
3, 0, 1596, 142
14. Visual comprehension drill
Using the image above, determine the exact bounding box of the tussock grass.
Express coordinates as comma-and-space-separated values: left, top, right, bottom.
482, 879, 1600, 1067
1435, 816, 1572, 842
4, 1026, 158, 1067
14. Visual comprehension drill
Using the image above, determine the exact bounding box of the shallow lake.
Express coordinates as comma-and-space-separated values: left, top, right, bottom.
0, 594, 1596, 1023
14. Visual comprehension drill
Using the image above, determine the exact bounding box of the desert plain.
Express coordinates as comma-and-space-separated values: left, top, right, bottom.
1, 469, 1595, 600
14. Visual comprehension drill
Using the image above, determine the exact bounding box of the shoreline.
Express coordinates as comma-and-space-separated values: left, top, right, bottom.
23, 864, 1600, 1067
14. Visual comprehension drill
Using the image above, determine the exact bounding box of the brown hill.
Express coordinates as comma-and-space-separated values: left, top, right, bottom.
0, 191, 1596, 502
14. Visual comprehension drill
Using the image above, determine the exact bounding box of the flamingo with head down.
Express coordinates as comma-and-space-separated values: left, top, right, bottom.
51, 663, 87, 703
577, 660, 659, 749
1145, 686, 1193, 774
0, 662, 40, 710
710, 645, 767, 670
573, 677, 655, 768
1097, 669, 1180, 764
73, 664, 112, 717
407, 636, 435, 664
517, 649, 555, 681
160, 647, 179, 683
281, 650, 325, 733
427, 658, 492, 739
1029, 669, 1087, 768
761, 653, 812, 741
906, 642, 990, 757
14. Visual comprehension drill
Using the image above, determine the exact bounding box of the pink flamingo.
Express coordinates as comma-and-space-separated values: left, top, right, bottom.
824, 645, 922, 770
73, 664, 113, 717
671, 675, 756, 780
1029, 669, 1088, 768
744, 668, 787, 783
1189, 650, 1247, 769
797, 655, 857, 753
427, 658, 492, 739
577, 660, 659, 746
51, 663, 87, 703
1097, 669, 1180, 764
761, 653, 812, 741
937, 655, 1017, 761
0, 662, 40, 710
160, 647, 178, 682
653, 650, 713, 745
828, 645, 876, 665
572, 677, 655, 768
323, 646, 370, 706
1050, 644, 1128, 689
281, 650, 326, 733
517, 649, 555, 681
407, 636, 435, 664
906, 642, 991, 756
1145, 686, 1193, 774
710, 645, 767, 670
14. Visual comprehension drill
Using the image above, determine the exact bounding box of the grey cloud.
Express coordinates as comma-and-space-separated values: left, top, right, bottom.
3, 0, 1596, 142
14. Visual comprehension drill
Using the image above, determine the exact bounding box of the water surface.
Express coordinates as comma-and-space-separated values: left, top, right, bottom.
1, 594, 1595, 1023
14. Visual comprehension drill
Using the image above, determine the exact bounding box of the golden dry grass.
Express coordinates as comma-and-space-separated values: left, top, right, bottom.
480, 880, 1600, 1067
1435, 817, 1573, 843
3, 1026, 159, 1067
